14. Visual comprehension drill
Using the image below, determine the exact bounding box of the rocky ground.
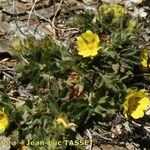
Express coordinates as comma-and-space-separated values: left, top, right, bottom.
0, 0, 149, 52
0, 0, 90, 54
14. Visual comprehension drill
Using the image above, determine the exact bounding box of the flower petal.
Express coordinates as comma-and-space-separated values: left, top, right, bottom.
123, 89, 150, 119
82, 30, 94, 42
76, 30, 100, 57
131, 109, 144, 119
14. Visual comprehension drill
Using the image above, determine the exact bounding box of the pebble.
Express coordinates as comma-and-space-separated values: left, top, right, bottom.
101, 0, 123, 4
18, 0, 32, 3
3, 21, 16, 35
82, 0, 98, 5
0, 136, 11, 150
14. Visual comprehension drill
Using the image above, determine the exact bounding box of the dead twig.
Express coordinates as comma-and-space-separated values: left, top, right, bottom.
94, 132, 113, 142
9, 96, 21, 102
144, 126, 150, 133
27, 0, 38, 35
86, 129, 93, 150
2, 71, 14, 80
51, 0, 64, 40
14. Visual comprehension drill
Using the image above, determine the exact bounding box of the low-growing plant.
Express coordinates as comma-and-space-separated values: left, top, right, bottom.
0, 3, 149, 150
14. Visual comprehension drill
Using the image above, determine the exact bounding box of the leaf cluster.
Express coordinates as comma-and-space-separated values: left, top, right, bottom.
5, 6, 143, 149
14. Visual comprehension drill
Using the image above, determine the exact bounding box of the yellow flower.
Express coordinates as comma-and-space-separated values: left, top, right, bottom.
123, 89, 150, 119
127, 19, 137, 31
0, 109, 9, 134
140, 49, 150, 70
99, 4, 111, 15
76, 30, 100, 57
99, 4, 127, 20
112, 4, 127, 19
21, 145, 28, 150
56, 117, 76, 129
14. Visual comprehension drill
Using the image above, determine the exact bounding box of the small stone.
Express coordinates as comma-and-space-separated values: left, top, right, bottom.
2, 21, 16, 35
0, 39, 12, 54
3, 6, 26, 15
0, 136, 11, 150
0, 26, 5, 36
0, 0, 8, 2
82, 0, 98, 5
126, 142, 136, 150
18, 0, 32, 3
101, 0, 123, 4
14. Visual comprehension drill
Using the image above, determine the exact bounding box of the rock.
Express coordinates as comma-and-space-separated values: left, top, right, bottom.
0, 136, 11, 150
82, 0, 98, 5
0, 38, 12, 55
126, 142, 137, 150
18, 0, 32, 2
30, 24, 46, 40
3, 6, 26, 15
64, 0, 77, 5
0, 25, 5, 36
101, 0, 123, 4
100, 144, 125, 150
0, 11, 5, 36
0, 0, 8, 2
2, 21, 16, 35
